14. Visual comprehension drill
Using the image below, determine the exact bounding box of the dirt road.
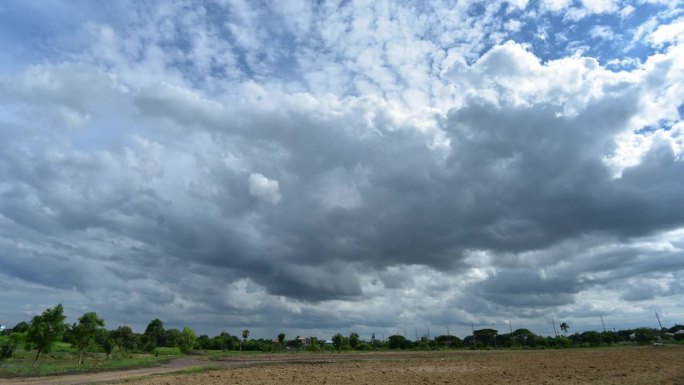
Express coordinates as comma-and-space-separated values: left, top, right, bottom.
0, 357, 209, 385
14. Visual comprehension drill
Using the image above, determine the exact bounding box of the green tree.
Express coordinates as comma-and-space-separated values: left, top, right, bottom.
473, 328, 498, 347
142, 319, 165, 352
26, 304, 66, 366
1, 333, 24, 363
111, 325, 138, 352
554, 335, 571, 348
71, 312, 105, 364
388, 335, 407, 349
293, 336, 303, 350
277, 333, 286, 350
560, 322, 569, 336
178, 327, 196, 354
349, 332, 360, 349
94, 329, 114, 359
11, 321, 29, 334
241, 329, 249, 351
435, 334, 462, 348
634, 328, 658, 345
307, 336, 320, 352
332, 333, 345, 351
578, 331, 602, 346
215, 331, 237, 350
165, 328, 182, 348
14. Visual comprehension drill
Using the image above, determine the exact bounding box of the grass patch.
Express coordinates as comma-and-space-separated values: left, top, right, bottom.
154, 347, 181, 356
173, 365, 222, 374
0, 348, 181, 378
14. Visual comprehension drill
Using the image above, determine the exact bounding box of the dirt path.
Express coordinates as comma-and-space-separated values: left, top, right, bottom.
0, 357, 211, 385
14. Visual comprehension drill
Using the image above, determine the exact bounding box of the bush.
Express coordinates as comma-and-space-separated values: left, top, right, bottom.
634, 328, 658, 345
1, 334, 23, 360
355, 342, 373, 351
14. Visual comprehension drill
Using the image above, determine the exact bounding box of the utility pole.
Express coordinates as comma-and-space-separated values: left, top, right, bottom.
655, 312, 664, 330
508, 320, 513, 334
552, 319, 559, 338
471, 323, 476, 348
600, 316, 607, 333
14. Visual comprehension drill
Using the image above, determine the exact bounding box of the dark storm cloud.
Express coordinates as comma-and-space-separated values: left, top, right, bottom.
475, 269, 579, 307
3, 51, 684, 309
129, 50, 684, 299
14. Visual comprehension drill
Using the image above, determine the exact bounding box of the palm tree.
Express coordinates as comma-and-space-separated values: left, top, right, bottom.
560, 322, 569, 336
241, 329, 249, 351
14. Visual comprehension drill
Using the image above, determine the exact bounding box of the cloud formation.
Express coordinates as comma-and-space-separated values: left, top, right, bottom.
0, 0, 683, 338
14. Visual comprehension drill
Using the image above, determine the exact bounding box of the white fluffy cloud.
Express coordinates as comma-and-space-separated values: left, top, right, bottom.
248, 173, 282, 205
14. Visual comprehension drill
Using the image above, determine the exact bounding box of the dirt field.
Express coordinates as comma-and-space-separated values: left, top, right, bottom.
1, 347, 682, 385
120, 347, 684, 385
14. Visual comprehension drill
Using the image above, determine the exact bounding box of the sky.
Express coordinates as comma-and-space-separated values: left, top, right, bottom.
1, 0, 683, 340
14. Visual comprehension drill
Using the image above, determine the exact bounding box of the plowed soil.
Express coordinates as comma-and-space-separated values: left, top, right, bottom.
123, 347, 684, 385
2, 347, 682, 385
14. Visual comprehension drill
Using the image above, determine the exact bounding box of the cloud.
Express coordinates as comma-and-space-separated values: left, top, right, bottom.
0, 1, 683, 338
248, 173, 282, 205
650, 18, 684, 46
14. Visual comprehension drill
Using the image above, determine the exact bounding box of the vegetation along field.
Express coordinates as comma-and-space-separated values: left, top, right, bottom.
2, 304, 684, 384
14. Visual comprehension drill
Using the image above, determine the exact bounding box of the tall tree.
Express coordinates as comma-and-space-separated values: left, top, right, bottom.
241, 329, 249, 351
560, 322, 569, 336
277, 333, 285, 350
94, 329, 114, 360
142, 319, 165, 351
26, 304, 66, 366
332, 333, 345, 351
349, 332, 360, 349
178, 327, 196, 354
165, 329, 182, 348
216, 331, 236, 350
71, 312, 105, 364
111, 325, 138, 352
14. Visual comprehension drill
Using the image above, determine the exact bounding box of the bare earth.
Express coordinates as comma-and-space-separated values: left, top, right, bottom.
2, 347, 683, 385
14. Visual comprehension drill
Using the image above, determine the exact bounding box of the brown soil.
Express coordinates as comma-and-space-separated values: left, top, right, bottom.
123, 347, 684, 385
2, 347, 683, 385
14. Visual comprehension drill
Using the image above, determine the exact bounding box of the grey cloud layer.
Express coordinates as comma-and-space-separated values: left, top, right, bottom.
1, 1, 683, 336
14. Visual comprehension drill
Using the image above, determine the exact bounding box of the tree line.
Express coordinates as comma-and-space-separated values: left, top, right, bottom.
2, 304, 683, 366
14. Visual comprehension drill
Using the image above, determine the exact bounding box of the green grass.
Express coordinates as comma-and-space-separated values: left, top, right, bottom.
0, 348, 181, 378
154, 347, 181, 356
